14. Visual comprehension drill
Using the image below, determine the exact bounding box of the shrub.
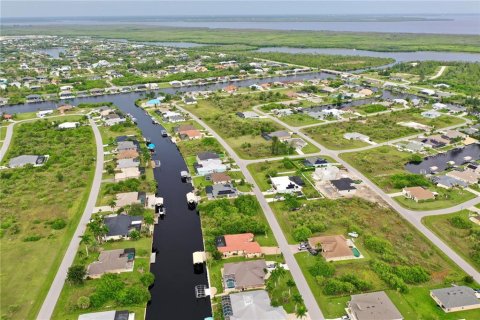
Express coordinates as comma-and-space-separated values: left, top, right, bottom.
23, 235, 42, 242
50, 218, 67, 230
292, 226, 312, 242
448, 216, 472, 229
77, 296, 90, 309
390, 173, 430, 189
117, 285, 151, 305
323, 278, 356, 295
140, 272, 155, 287
364, 235, 393, 255
308, 258, 335, 277
67, 265, 86, 285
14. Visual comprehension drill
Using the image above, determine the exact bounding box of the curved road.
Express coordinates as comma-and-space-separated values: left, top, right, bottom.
37, 118, 104, 320
252, 105, 480, 283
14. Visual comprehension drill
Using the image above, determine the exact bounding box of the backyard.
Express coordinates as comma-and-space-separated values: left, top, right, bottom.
0, 118, 96, 320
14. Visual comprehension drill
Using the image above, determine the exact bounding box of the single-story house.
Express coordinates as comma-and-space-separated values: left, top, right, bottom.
103, 214, 143, 241
308, 235, 356, 261
402, 187, 436, 202
330, 178, 356, 195
78, 310, 135, 320
117, 141, 138, 152
270, 176, 304, 193
446, 170, 479, 185
117, 149, 139, 160
313, 166, 340, 181
430, 286, 480, 313
58, 122, 79, 129
115, 192, 147, 209
57, 104, 74, 114
236, 111, 259, 119
176, 124, 202, 140
344, 132, 371, 143
195, 152, 227, 176
286, 138, 307, 150
222, 290, 287, 320
8, 155, 48, 168
347, 291, 403, 320
183, 96, 197, 105
223, 259, 267, 291
210, 172, 232, 184
216, 233, 262, 258
116, 158, 140, 170
432, 175, 468, 189
87, 248, 135, 279
115, 167, 141, 181
206, 183, 238, 199
421, 110, 441, 119
263, 130, 292, 142
303, 157, 329, 168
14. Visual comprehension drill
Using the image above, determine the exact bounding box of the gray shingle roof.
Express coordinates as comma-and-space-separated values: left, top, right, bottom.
228, 290, 287, 320
104, 214, 143, 237
348, 291, 403, 320
431, 286, 480, 309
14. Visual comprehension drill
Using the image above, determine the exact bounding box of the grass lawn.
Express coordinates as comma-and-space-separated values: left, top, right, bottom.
422, 210, 480, 272
340, 146, 414, 193
177, 137, 224, 159
394, 188, 476, 210
52, 237, 153, 320
303, 109, 464, 150
278, 113, 322, 127
0, 119, 96, 320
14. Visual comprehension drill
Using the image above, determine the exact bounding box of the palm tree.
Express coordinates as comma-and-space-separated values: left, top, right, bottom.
286, 279, 295, 296
79, 234, 92, 257
295, 305, 307, 319
109, 199, 116, 212
292, 293, 303, 312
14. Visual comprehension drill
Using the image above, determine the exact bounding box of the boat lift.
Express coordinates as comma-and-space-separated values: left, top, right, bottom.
186, 192, 200, 209
181, 170, 191, 183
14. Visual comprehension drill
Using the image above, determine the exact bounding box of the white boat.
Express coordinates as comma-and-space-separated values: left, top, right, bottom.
187, 192, 199, 209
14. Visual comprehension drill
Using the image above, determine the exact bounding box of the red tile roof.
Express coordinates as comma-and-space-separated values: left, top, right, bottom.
218, 233, 261, 254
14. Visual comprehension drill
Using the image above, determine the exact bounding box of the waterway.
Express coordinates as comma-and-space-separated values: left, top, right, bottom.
36, 47, 66, 58
405, 144, 480, 174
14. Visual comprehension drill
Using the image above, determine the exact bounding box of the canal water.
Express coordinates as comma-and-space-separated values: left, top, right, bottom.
405, 144, 480, 174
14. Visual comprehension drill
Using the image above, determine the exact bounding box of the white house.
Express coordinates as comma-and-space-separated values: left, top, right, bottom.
58, 122, 79, 129
270, 176, 304, 193
37, 110, 53, 118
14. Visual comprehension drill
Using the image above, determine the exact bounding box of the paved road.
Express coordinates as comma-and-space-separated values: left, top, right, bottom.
37, 118, 104, 320
175, 104, 325, 320
253, 106, 480, 283
0, 122, 14, 162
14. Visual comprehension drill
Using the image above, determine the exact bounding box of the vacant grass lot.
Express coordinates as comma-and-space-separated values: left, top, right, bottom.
0, 119, 95, 320
423, 210, 480, 272
394, 188, 476, 210
303, 109, 464, 150
269, 198, 477, 318
52, 237, 152, 320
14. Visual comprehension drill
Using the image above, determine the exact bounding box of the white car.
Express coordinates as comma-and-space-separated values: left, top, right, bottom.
348, 232, 359, 238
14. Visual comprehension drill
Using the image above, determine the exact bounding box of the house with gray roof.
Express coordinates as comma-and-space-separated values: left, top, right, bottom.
430, 286, 480, 313
347, 291, 403, 320
222, 290, 287, 320
116, 158, 140, 170
8, 155, 48, 168
103, 214, 143, 241
87, 248, 135, 279
117, 141, 137, 152
223, 260, 267, 291
263, 130, 292, 142
78, 310, 134, 320
431, 175, 468, 189
206, 183, 238, 199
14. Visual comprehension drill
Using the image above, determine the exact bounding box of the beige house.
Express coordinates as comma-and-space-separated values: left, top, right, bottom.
402, 186, 436, 202
308, 235, 356, 262
87, 248, 135, 279
446, 170, 479, 185
115, 167, 141, 181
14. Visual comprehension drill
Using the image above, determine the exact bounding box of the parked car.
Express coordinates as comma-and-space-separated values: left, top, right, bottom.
161, 130, 168, 137
308, 248, 318, 256
348, 231, 359, 238
298, 242, 309, 251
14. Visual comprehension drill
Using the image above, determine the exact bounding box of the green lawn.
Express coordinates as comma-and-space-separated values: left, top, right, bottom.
277, 113, 322, 127
52, 237, 153, 320
394, 188, 476, 210
0, 119, 96, 320
422, 210, 480, 272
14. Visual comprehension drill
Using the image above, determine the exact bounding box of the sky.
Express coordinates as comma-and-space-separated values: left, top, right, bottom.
1, 1, 479, 18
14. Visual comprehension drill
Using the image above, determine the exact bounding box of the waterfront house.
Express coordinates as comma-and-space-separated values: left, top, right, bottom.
216, 233, 262, 258
87, 248, 135, 279
446, 170, 479, 185
114, 167, 141, 181
116, 158, 140, 170
347, 291, 403, 320
103, 214, 143, 241
270, 176, 304, 194
432, 175, 468, 189
195, 152, 227, 176
402, 187, 436, 202
206, 183, 238, 199
176, 124, 203, 140
115, 192, 147, 209
117, 149, 139, 160
37, 109, 53, 118
223, 260, 267, 291
79, 310, 135, 320
308, 235, 357, 261
222, 290, 287, 320
430, 286, 480, 313
8, 155, 48, 168
209, 172, 232, 184
117, 141, 138, 152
